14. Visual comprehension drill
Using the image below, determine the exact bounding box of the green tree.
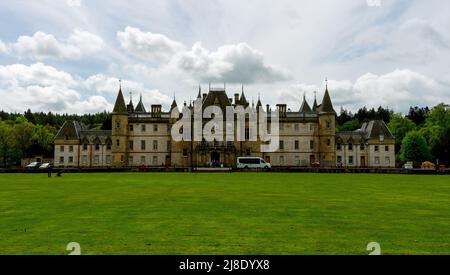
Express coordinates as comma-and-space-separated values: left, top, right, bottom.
0, 121, 14, 167
419, 103, 450, 165
338, 119, 361, 131
400, 131, 432, 164
387, 113, 416, 153
11, 116, 34, 158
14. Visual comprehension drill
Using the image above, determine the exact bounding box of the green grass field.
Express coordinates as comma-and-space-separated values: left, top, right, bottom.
0, 172, 449, 255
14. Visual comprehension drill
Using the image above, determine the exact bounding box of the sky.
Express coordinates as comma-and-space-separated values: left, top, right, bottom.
0, 0, 449, 114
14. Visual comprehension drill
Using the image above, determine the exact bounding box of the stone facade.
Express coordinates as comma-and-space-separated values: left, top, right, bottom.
54, 84, 396, 168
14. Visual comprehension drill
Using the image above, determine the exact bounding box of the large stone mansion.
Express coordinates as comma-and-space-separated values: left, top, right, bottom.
54, 84, 395, 168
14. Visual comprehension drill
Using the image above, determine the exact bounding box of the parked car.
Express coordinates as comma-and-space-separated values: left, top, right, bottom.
237, 157, 271, 169
26, 162, 41, 169
39, 163, 52, 169
403, 163, 413, 169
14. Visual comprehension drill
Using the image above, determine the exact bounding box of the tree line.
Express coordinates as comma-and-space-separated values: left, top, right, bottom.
0, 104, 449, 167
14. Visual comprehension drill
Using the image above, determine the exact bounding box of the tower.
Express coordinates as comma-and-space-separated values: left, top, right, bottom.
112, 82, 129, 166
318, 80, 336, 167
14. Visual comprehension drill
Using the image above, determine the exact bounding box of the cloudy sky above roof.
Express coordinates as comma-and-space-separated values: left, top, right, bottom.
0, 0, 449, 114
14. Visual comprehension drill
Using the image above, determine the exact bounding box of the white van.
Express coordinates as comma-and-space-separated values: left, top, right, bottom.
237, 157, 271, 169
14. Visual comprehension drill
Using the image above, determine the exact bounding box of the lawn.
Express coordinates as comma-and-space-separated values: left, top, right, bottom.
0, 172, 449, 255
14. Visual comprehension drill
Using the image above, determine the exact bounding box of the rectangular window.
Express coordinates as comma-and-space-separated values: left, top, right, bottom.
141, 140, 146, 150
295, 156, 300, 166
310, 124, 314, 131
337, 156, 342, 163
385, 157, 390, 165
83, 144, 88, 151
106, 144, 111, 150
94, 155, 99, 164
380, 135, 384, 142
69, 145, 74, 152
279, 156, 285, 165
128, 156, 133, 165
153, 140, 158, 150
129, 141, 134, 150
327, 139, 331, 146
153, 124, 158, 132
385, 146, 389, 152
140, 156, 146, 165
60, 146, 64, 152
129, 124, 134, 131
68, 156, 73, 163
59, 156, 64, 163
152, 156, 158, 166
82, 155, 88, 164
106, 155, 111, 164
349, 156, 354, 165
375, 157, 380, 164
294, 124, 299, 131
375, 145, 379, 152
141, 124, 146, 132
95, 144, 100, 151
348, 143, 353, 151
337, 143, 342, 151
183, 148, 188, 156
360, 144, 365, 150
295, 140, 299, 150
167, 141, 171, 151
279, 140, 284, 150
310, 140, 314, 150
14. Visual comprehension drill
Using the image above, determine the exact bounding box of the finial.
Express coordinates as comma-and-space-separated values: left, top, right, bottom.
314, 90, 317, 99
325, 78, 328, 90
119, 79, 122, 91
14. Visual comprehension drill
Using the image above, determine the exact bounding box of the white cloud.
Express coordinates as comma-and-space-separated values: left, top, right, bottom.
173, 42, 291, 83
117, 26, 291, 84
66, 0, 81, 7
8, 29, 104, 60
117, 26, 185, 62
84, 74, 172, 110
0, 63, 112, 113
277, 70, 450, 114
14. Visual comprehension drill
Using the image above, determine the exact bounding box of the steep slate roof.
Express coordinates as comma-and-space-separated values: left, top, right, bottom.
312, 96, 318, 112
54, 121, 87, 140
113, 88, 127, 113
170, 98, 178, 111
299, 95, 312, 113
336, 131, 366, 143
79, 130, 112, 144
134, 95, 147, 113
337, 120, 395, 143
362, 120, 395, 139
318, 88, 335, 113
238, 91, 249, 107
127, 96, 134, 113
202, 89, 232, 111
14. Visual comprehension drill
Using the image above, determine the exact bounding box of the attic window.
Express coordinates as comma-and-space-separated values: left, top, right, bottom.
379, 135, 384, 142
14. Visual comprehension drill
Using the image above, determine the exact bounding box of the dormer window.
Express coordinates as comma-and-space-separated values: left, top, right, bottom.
379, 135, 384, 142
